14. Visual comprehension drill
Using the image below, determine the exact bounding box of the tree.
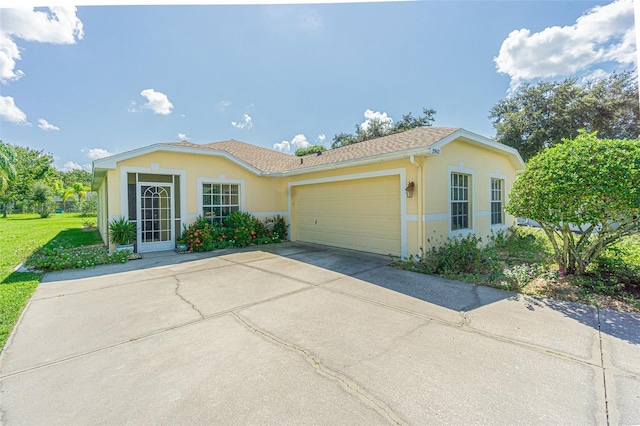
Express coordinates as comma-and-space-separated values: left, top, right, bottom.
294, 145, 327, 156
506, 132, 640, 275
0, 145, 56, 216
332, 107, 436, 148
0, 141, 16, 194
30, 182, 55, 218
63, 182, 91, 205
59, 169, 91, 188
490, 71, 639, 161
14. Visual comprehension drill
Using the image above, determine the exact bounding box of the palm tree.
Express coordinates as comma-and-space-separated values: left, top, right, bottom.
0, 142, 17, 217
0, 142, 16, 192
62, 182, 91, 209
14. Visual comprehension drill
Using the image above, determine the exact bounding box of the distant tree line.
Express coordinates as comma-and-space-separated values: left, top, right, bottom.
0, 141, 95, 218
331, 107, 436, 148
489, 71, 639, 161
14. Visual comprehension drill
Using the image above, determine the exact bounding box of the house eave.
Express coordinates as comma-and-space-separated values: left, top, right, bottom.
267, 147, 436, 177
91, 144, 265, 190
431, 129, 525, 170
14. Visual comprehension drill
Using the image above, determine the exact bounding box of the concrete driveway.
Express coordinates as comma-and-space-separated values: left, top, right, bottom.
1, 242, 639, 425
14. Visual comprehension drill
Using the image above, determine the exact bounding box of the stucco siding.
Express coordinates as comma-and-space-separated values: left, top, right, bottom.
421, 139, 518, 249
107, 151, 287, 221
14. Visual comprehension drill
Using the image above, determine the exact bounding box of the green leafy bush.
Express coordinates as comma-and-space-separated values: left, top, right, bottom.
265, 215, 288, 240
178, 212, 285, 252
26, 244, 129, 271
501, 263, 548, 291
410, 234, 501, 277
180, 217, 214, 252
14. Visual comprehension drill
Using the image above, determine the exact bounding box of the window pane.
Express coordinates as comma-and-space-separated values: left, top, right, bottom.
202, 183, 240, 221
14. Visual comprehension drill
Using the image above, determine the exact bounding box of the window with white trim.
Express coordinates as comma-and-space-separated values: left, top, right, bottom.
490, 178, 504, 225
451, 173, 470, 231
202, 183, 240, 224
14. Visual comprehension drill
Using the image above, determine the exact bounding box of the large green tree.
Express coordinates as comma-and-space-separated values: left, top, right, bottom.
490, 71, 640, 161
0, 141, 16, 193
59, 169, 91, 188
1, 145, 57, 216
506, 132, 640, 275
332, 107, 436, 148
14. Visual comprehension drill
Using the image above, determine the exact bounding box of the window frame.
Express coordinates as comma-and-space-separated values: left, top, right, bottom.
197, 177, 246, 225
489, 173, 508, 232
448, 165, 474, 237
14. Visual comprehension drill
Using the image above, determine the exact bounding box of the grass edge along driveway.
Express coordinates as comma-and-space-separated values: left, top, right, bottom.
0, 213, 101, 350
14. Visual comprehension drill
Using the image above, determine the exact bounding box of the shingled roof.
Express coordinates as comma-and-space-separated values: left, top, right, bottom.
168, 126, 460, 173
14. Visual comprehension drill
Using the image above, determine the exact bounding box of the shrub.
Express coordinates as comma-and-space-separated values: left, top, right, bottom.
180, 217, 214, 252
506, 131, 640, 275
501, 263, 548, 291
178, 212, 285, 252
265, 215, 288, 240
108, 217, 137, 246
413, 234, 501, 277
26, 244, 129, 271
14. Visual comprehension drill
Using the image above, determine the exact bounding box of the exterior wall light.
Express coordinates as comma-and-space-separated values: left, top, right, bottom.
405, 181, 415, 198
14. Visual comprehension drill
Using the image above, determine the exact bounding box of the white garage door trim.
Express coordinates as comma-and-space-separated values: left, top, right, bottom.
288, 168, 408, 258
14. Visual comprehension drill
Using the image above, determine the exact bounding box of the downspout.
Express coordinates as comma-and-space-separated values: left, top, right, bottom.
409, 155, 425, 253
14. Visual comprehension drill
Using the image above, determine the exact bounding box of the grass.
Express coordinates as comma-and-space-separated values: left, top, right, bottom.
394, 227, 640, 313
0, 213, 103, 350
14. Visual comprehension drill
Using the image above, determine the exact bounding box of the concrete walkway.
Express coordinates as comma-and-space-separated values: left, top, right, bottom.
1, 242, 639, 425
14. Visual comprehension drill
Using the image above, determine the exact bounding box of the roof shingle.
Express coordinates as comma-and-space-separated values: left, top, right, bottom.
167, 126, 460, 173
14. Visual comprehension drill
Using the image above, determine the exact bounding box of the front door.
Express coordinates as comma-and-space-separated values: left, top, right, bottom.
138, 183, 174, 252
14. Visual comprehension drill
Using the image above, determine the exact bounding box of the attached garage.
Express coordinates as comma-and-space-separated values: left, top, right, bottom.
292, 175, 402, 256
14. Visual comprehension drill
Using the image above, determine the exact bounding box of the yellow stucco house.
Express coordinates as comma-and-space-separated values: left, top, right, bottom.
92, 126, 525, 258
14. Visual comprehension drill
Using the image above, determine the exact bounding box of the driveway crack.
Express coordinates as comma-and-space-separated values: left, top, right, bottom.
173, 276, 204, 319
597, 308, 610, 425
230, 312, 407, 426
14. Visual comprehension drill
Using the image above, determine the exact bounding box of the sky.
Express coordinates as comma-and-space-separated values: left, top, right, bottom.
0, 0, 636, 172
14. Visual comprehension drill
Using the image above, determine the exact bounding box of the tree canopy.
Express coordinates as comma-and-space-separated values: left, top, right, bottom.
294, 145, 327, 157
59, 169, 91, 188
506, 132, 640, 275
0, 142, 16, 192
1, 144, 56, 216
490, 71, 639, 161
332, 107, 436, 148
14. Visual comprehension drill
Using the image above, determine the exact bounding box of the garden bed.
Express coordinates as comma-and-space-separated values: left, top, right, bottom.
393, 227, 640, 313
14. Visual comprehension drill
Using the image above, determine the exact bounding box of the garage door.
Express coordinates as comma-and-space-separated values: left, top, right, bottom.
292, 176, 401, 256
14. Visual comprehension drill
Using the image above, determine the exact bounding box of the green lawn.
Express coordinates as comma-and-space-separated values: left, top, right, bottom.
0, 213, 102, 349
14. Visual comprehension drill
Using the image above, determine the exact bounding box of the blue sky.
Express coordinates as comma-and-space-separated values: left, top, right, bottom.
0, 0, 635, 171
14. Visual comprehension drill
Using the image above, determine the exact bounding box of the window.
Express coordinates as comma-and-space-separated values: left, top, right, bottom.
491, 178, 504, 225
202, 183, 240, 224
451, 173, 470, 230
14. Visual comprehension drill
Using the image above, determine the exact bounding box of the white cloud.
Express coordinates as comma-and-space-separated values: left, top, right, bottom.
316, 134, 326, 144
231, 113, 253, 130
360, 109, 393, 132
273, 133, 309, 153
62, 161, 83, 171
0, 7, 83, 83
84, 148, 113, 160
0, 95, 28, 124
273, 141, 290, 152
291, 134, 309, 149
38, 118, 59, 131
139, 89, 173, 115
127, 101, 138, 113
495, 0, 635, 89
178, 133, 189, 141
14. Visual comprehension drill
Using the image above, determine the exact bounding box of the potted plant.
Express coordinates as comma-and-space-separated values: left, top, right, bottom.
176, 224, 190, 253
109, 217, 137, 252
